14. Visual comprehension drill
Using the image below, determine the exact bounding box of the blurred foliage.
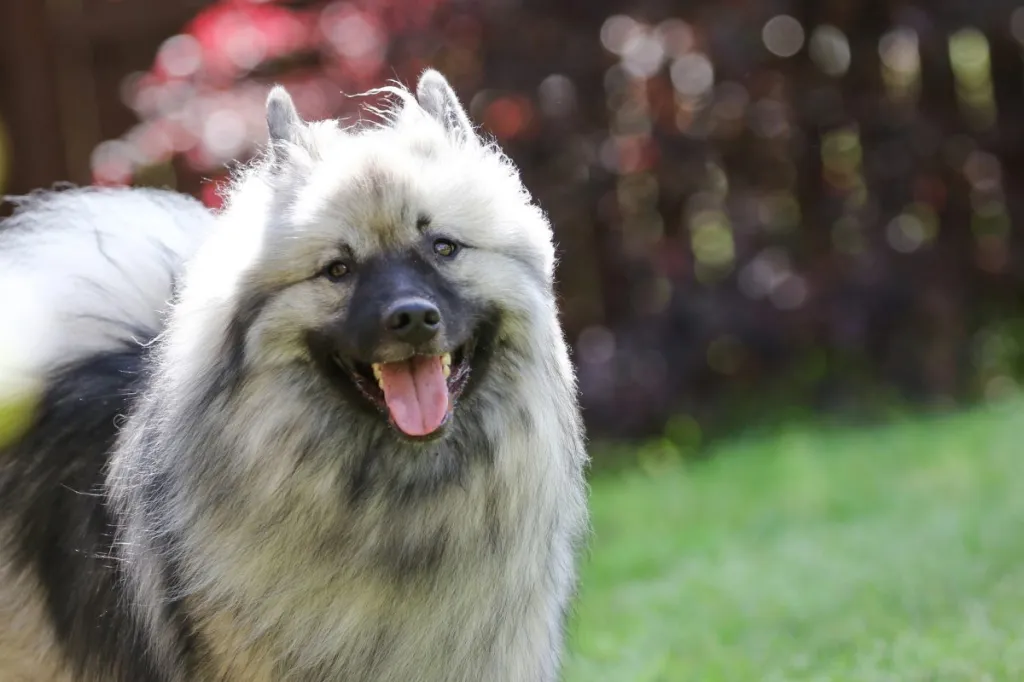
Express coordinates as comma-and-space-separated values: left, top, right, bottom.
101, 0, 1024, 441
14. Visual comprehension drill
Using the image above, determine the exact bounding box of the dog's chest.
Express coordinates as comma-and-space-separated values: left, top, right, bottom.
198, 464, 565, 682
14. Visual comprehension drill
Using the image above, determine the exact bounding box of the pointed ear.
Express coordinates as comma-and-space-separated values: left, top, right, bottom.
266, 85, 309, 160
416, 69, 477, 145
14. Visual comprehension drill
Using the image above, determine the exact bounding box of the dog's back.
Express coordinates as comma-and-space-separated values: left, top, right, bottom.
0, 188, 212, 681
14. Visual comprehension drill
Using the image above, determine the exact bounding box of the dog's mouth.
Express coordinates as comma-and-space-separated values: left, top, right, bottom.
331, 337, 478, 441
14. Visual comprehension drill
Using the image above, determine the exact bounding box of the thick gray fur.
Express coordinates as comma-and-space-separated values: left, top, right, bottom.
0, 69, 589, 681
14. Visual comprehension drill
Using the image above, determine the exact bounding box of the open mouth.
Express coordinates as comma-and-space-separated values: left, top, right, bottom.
331, 338, 477, 440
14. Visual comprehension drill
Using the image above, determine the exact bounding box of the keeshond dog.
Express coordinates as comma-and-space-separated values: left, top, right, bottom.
0, 70, 588, 681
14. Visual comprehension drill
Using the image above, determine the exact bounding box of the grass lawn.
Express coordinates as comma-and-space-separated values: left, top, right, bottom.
565, 401, 1024, 681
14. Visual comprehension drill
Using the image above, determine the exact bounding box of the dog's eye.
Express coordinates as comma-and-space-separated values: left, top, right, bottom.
433, 239, 459, 258
323, 260, 350, 281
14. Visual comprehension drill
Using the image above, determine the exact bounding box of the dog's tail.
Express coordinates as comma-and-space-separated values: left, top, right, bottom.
0, 187, 213, 445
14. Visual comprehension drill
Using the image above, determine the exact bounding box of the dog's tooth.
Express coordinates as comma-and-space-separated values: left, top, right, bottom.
441, 353, 451, 367
372, 363, 383, 386
442, 364, 451, 379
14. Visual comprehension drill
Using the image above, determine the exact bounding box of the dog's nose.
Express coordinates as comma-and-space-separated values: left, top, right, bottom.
382, 299, 441, 345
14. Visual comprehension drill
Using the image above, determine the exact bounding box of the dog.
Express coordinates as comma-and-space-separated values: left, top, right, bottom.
0, 69, 589, 681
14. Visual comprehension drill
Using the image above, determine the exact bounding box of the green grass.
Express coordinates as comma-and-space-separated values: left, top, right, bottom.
565, 401, 1024, 681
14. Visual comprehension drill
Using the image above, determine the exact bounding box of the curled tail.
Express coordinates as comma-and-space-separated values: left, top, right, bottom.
0, 187, 213, 444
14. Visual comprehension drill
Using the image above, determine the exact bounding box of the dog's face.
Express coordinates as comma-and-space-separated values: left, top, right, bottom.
227, 71, 555, 442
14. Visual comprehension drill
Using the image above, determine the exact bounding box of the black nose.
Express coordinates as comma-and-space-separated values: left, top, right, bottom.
382, 299, 441, 345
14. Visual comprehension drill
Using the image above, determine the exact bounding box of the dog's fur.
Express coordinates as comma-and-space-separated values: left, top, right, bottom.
0, 70, 589, 681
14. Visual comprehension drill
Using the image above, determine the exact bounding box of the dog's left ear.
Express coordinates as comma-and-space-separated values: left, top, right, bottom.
416, 69, 477, 145
266, 85, 314, 164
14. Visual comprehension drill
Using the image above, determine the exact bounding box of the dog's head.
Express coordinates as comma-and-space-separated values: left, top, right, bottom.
215, 70, 556, 442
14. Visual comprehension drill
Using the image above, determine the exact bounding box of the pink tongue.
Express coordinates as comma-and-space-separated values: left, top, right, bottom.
378, 356, 450, 437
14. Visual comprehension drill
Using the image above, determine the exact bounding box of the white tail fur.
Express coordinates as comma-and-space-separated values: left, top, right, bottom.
0, 187, 213, 400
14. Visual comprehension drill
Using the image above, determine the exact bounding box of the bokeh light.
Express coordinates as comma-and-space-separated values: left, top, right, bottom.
809, 25, 851, 76
949, 27, 997, 130
879, 27, 921, 102
670, 53, 714, 98
762, 15, 805, 58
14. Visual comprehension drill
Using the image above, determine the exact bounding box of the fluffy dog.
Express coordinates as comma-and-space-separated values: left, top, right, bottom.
0, 70, 588, 681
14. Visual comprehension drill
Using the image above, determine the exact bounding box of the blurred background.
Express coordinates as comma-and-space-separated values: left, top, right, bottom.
4, 1, 1024, 678
3, 0, 1024, 448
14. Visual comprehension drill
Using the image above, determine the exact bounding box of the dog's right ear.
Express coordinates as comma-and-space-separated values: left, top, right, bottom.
266, 86, 312, 165
416, 69, 478, 147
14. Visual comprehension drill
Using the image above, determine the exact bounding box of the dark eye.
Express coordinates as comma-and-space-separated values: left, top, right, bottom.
433, 238, 460, 258
323, 260, 350, 281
